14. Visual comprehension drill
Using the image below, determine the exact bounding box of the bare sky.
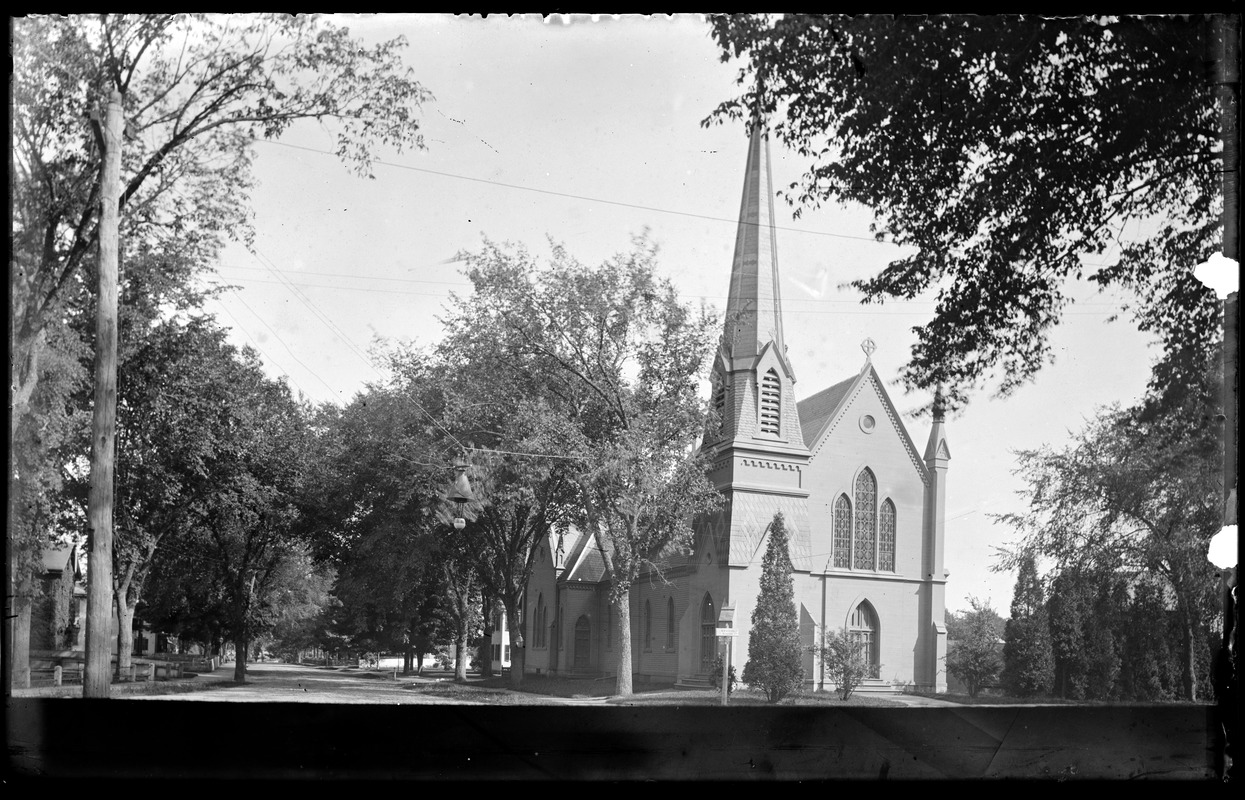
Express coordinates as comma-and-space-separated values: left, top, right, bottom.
205, 13, 1166, 614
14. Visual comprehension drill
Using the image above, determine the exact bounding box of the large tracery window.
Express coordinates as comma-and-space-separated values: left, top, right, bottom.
833, 494, 852, 568
759, 369, 781, 435
853, 469, 877, 570
879, 499, 896, 572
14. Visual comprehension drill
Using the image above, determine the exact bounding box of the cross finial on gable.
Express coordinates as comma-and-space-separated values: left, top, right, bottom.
861, 338, 876, 366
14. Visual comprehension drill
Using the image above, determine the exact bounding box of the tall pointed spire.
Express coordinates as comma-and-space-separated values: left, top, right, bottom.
723, 92, 785, 363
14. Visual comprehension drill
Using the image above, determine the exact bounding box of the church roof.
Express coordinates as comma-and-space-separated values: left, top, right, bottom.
561, 526, 611, 584
796, 374, 857, 447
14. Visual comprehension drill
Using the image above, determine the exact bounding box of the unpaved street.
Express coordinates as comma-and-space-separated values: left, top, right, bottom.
125, 661, 580, 704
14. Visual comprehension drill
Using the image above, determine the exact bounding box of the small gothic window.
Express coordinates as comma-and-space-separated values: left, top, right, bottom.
879, 499, 896, 572
666, 597, 675, 649
644, 600, 653, 651
534, 594, 543, 648
712, 375, 728, 424
759, 369, 781, 435
833, 494, 852, 569
854, 469, 877, 570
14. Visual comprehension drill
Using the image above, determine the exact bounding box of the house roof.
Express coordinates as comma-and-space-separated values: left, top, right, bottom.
42, 545, 74, 575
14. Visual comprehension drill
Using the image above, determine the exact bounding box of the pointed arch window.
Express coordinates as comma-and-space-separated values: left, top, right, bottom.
879, 499, 896, 572
833, 494, 852, 569
535, 593, 546, 648
666, 597, 676, 649
644, 600, 653, 652
853, 469, 877, 570
759, 369, 781, 435
850, 602, 880, 679
606, 600, 613, 650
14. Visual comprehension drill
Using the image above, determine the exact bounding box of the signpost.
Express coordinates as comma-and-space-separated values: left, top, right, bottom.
717, 603, 736, 706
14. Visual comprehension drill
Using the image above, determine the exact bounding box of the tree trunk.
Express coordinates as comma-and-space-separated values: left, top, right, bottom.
615, 589, 633, 697
479, 594, 494, 679
114, 594, 136, 678
455, 614, 469, 682
1181, 613, 1197, 701
234, 635, 248, 683
12, 571, 34, 689
504, 596, 525, 689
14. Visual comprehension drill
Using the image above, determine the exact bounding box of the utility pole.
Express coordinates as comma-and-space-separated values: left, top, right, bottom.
1209, 12, 1240, 782
84, 89, 123, 698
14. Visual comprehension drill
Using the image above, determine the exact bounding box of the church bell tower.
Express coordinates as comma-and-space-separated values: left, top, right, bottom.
705, 111, 811, 569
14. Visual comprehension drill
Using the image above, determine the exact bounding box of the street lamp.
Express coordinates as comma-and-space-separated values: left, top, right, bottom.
448, 460, 474, 531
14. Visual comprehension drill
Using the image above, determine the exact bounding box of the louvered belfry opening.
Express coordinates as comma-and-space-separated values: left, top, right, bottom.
759, 369, 781, 435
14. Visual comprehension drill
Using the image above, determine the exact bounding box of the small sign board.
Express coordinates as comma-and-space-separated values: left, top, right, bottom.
715, 627, 737, 637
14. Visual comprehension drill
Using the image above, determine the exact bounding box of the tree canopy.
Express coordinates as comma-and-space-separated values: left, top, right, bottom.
11, 14, 433, 423
439, 235, 724, 695
995, 352, 1222, 698
705, 14, 1222, 410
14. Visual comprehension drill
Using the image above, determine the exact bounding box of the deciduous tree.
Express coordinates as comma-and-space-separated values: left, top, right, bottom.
945, 596, 1003, 698
440, 236, 724, 696
996, 355, 1222, 700
817, 628, 870, 700
9, 11, 433, 692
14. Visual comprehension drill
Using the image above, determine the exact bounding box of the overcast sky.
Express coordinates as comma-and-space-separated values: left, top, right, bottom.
204, 13, 1166, 615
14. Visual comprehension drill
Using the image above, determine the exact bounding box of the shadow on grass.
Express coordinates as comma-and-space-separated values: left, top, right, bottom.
463, 675, 908, 707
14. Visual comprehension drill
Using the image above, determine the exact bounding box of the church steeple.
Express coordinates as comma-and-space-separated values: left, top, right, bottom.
708, 98, 806, 455
723, 110, 786, 365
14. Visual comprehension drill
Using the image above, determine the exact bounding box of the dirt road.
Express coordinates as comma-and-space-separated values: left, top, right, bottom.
124, 660, 574, 704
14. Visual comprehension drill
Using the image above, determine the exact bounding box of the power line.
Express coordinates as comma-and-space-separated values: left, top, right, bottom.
214, 263, 1126, 307
214, 275, 1132, 316
255, 137, 895, 244
244, 246, 468, 453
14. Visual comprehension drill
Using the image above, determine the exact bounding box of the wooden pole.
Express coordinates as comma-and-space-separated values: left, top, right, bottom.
1211, 13, 1240, 782
83, 90, 123, 698
1218, 17, 1239, 528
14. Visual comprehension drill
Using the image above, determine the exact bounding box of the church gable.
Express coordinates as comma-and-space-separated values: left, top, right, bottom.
804, 365, 928, 485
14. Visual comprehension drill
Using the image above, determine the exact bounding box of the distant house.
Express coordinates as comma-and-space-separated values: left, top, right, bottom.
488, 607, 512, 673
36, 543, 160, 657
34, 545, 85, 652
